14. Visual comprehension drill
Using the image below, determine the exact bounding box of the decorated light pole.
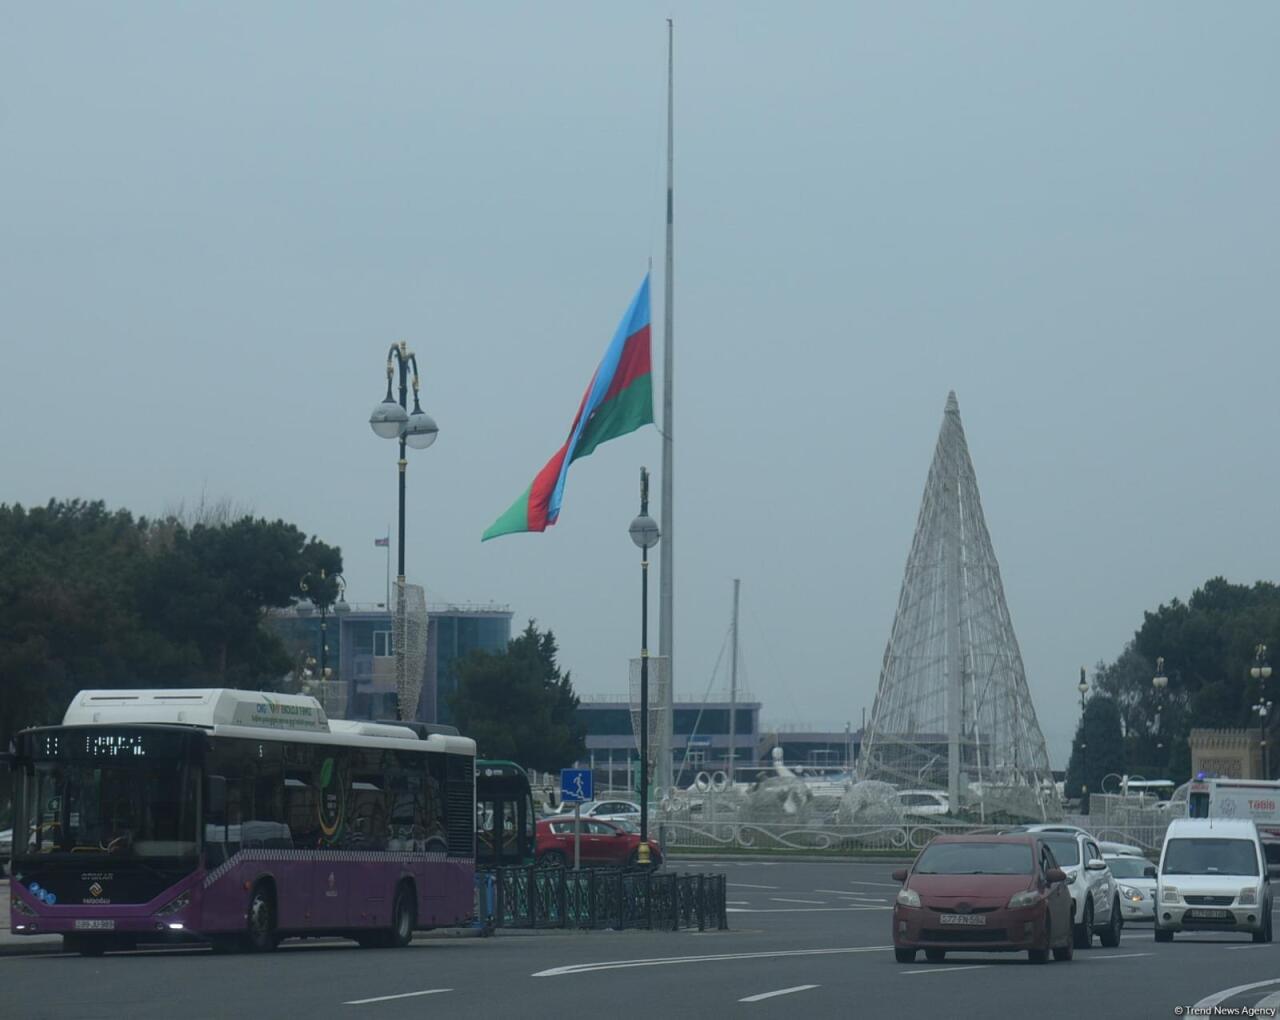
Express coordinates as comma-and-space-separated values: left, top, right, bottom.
629, 467, 660, 863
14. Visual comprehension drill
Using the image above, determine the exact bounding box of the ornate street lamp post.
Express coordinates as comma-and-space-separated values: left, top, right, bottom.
1152, 656, 1168, 756
1251, 645, 1272, 779
370, 343, 437, 720
299, 570, 349, 713
1077, 667, 1089, 802
629, 467, 660, 865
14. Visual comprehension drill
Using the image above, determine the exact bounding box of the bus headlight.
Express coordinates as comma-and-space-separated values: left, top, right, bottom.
10, 896, 37, 917
156, 891, 191, 917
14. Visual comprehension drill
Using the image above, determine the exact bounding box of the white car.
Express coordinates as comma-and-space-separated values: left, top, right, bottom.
1104, 853, 1157, 921
1037, 831, 1123, 948
896, 790, 950, 817
1155, 818, 1273, 943
553, 799, 642, 823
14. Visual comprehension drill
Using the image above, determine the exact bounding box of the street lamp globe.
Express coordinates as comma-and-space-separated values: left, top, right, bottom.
1077, 667, 1088, 699
334, 595, 351, 615
629, 513, 660, 550
370, 398, 408, 440
403, 407, 439, 450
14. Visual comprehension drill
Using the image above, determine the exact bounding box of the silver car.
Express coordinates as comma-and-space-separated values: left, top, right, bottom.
1105, 853, 1156, 921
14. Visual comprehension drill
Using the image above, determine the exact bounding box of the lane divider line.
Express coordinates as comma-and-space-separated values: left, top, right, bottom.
901, 965, 990, 976
344, 989, 452, 1006
739, 985, 819, 1003
533, 945, 894, 977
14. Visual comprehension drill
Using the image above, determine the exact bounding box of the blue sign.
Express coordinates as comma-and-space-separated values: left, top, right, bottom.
560, 768, 593, 803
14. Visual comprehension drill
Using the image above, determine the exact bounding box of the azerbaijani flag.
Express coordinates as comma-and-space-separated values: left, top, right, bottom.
483, 275, 654, 540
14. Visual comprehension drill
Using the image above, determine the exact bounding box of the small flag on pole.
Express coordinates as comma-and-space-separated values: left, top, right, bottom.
374, 536, 390, 548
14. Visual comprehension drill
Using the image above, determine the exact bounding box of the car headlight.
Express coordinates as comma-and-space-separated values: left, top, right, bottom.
1160, 886, 1181, 905
896, 888, 921, 908
1008, 890, 1043, 909
1238, 887, 1258, 906
1119, 885, 1144, 903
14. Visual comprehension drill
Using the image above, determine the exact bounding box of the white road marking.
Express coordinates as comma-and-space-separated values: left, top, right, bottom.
1257, 992, 1280, 1009
343, 989, 452, 1005
770, 897, 826, 904
1194, 977, 1280, 1009
901, 965, 990, 975
726, 900, 750, 905
1225, 944, 1278, 951
848, 880, 902, 888
532, 945, 893, 977
1084, 953, 1152, 961
727, 906, 890, 913
739, 985, 819, 1003
728, 883, 779, 889
815, 889, 883, 898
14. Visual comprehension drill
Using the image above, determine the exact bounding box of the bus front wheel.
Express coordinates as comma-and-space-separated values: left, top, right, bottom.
245, 885, 278, 953
389, 885, 415, 948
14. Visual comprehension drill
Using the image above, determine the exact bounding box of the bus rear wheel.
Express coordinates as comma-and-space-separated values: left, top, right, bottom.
388, 885, 415, 948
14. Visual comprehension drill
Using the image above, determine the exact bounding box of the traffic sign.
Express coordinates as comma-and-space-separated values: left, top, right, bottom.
560, 768, 593, 803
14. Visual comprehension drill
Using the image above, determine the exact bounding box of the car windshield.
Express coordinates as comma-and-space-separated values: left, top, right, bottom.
1040, 837, 1081, 866
913, 842, 1032, 875
1162, 838, 1259, 876
1105, 858, 1152, 879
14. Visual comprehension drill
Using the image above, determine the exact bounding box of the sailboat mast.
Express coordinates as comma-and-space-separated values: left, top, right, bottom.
728, 579, 740, 785
657, 18, 676, 794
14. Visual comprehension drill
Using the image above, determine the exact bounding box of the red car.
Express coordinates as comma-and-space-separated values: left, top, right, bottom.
892, 834, 1074, 964
535, 817, 663, 870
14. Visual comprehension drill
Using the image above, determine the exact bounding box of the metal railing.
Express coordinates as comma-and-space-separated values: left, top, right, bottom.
476, 866, 728, 932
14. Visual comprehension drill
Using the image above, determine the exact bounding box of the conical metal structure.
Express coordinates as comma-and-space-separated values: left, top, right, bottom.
860, 392, 1056, 820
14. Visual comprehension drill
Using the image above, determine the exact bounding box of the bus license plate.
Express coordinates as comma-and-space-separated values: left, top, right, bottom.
939, 913, 986, 925
74, 920, 115, 931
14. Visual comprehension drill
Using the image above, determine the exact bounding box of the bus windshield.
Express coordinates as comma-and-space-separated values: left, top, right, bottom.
23, 760, 197, 858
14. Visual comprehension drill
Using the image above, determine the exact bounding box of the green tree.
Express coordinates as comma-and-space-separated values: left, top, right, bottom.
448, 621, 586, 771
1091, 577, 1280, 782
1064, 695, 1127, 814
0, 499, 342, 747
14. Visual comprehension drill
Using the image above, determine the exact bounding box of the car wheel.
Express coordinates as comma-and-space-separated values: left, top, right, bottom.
924, 948, 946, 963
894, 947, 916, 963
1073, 900, 1093, 949
1154, 926, 1173, 943
1099, 898, 1122, 947
1027, 948, 1049, 964
538, 851, 566, 869
1052, 938, 1073, 962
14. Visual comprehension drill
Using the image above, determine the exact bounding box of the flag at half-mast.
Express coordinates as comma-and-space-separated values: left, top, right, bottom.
483, 275, 654, 540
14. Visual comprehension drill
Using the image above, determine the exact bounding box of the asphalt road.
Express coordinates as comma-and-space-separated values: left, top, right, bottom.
4, 859, 1279, 1020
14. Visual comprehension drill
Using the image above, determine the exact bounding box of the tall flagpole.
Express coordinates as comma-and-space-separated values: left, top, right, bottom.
657, 18, 676, 795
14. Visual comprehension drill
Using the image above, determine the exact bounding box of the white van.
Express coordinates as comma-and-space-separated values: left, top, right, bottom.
1155, 818, 1273, 943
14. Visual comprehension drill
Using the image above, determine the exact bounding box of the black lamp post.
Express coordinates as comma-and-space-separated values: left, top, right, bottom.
1077, 667, 1089, 802
629, 467, 660, 864
299, 570, 348, 710
1251, 645, 1272, 779
1152, 656, 1168, 757
369, 342, 438, 720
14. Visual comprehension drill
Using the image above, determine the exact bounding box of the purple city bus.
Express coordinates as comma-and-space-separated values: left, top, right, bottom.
9, 688, 476, 956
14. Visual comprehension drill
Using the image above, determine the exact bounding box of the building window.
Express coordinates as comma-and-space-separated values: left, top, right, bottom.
373, 631, 394, 657
687, 750, 705, 766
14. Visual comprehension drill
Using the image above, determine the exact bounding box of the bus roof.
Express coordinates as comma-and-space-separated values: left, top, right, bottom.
57, 688, 476, 756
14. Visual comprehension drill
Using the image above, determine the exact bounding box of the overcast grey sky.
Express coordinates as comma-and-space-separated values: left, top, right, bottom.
4, 3, 1278, 767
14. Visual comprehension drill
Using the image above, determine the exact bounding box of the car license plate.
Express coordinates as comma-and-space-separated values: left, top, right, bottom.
74, 919, 115, 931
1186, 909, 1232, 920
938, 913, 986, 925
